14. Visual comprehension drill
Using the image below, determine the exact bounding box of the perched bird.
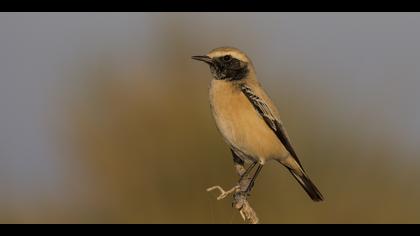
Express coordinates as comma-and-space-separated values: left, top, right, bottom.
192, 47, 324, 202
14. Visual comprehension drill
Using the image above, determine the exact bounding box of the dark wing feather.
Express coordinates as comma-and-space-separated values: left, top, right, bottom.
240, 84, 302, 166
231, 148, 245, 166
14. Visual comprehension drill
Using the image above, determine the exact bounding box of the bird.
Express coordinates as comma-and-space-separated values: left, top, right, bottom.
192, 47, 324, 202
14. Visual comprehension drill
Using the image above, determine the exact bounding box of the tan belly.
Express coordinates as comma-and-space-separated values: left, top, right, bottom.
209, 80, 287, 163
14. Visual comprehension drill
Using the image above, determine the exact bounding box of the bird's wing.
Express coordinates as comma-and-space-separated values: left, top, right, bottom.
240, 84, 302, 166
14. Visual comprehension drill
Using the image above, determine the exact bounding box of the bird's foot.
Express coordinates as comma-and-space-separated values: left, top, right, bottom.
232, 191, 259, 224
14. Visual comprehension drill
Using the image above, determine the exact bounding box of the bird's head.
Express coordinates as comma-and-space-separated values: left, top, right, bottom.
192, 47, 253, 81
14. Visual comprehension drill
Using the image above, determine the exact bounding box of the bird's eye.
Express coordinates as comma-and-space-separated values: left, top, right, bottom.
223, 55, 232, 62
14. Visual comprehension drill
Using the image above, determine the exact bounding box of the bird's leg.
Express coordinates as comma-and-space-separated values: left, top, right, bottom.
239, 161, 257, 182
232, 163, 262, 224
207, 161, 258, 200
244, 164, 263, 194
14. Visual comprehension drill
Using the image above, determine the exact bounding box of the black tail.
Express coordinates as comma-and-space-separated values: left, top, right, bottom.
288, 168, 324, 202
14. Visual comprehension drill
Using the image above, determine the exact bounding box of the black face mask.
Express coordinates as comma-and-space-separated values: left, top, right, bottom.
210, 55, 249, 81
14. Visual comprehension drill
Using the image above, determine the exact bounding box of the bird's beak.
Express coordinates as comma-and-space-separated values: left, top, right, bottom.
191, 55, 213, 65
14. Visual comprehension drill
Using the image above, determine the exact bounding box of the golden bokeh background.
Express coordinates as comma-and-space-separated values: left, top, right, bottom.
1, 13, 420, 223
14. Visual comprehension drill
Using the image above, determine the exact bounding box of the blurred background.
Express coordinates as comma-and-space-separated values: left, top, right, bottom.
1, 12, 420, 223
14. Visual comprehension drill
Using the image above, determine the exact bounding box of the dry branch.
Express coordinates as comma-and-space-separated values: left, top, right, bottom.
206, 162, 259, 224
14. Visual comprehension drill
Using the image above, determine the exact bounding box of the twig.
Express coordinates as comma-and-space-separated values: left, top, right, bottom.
206, 185, 239, 200
206, 162, 260, 224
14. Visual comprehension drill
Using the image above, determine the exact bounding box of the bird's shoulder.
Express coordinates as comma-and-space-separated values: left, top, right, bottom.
240, 80, 282, 121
